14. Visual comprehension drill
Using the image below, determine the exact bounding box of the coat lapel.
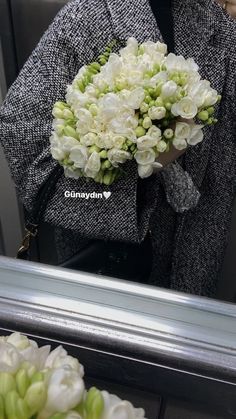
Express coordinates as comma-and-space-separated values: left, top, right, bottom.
106, 0, 163, 43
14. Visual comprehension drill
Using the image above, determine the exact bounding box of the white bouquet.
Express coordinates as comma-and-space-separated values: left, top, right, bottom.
0, 333, 146, 419
50, 38, 220, 185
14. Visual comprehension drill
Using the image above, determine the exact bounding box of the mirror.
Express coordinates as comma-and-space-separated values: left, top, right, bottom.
0, 0, 236, 304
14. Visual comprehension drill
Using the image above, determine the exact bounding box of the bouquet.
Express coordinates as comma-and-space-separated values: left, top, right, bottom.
50, 38, 220, 185
0, 332, 146, 419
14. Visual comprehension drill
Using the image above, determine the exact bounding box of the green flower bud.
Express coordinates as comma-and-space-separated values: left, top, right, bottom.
0, 394, 4, 419
149, 100, 156, 107
99, 57, 107, 66
0, 372, 16, 396
155, 98, 164, 107
24, 382, 47, 416
89, 104, 98, 116
126, 139, 133, 146
163, 128, 174, 139
143, 117, 152, 129
99, 150, 108, 159
148, 88, 155, 97
135, 126, 146, 138
122, 144, 128, 151
198, 111, 209, 121
30, 372, 44, 385
103, 171, 113, 185
101, 160, 112, 170
64, 126, 77, 138
144, 95, 152, 104
89, 145, 100, 154
62, 109, 74, 120
20, 362, 36, 379
94, 171, 104, 183
217, 94, 222, 103
16, 398, 30, 419
90, 62, 101, 72
155, 82, 164, 96
54, 101, 67, 110
16, 369, 30, 398
5, 390, 19, 419
164, 102, 172, 111
130, 144, 136, 152
48, 414, 66, 419
153, 64, 160, 73
77, 80, 85, 93
140, 103, 149, 114
207, 107, 215, 116
52, 108, 63, 119
85, 387, 104, 419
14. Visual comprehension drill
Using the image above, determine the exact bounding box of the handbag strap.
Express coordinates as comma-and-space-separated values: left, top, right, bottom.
17, 165, 64, 260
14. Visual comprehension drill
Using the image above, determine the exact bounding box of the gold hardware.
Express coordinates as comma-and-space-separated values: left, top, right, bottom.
17, 227, 38, 255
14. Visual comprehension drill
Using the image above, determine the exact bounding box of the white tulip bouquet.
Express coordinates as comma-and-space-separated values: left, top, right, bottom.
0, 333, 146, 419
50, 37, 220, 185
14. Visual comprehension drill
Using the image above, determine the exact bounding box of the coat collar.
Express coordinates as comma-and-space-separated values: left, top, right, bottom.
106, 0, 229, 186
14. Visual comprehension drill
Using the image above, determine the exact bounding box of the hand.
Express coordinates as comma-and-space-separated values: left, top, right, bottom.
217, 0, 236, 18
157, 144, 185, 168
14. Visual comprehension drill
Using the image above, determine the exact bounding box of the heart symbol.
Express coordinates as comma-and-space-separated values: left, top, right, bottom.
103, 191, 111, 199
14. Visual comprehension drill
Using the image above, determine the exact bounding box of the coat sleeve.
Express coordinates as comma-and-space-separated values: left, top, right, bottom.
0, 0, 158, 244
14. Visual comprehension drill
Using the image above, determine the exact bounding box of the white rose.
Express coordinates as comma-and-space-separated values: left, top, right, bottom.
147, 126, 162, 141
80, 133, 98, 146
64, 167, 82, 179
112, 135, 126, 149
173, 138, 188, 150
148, 106, 166, 120
101, 391, 146, 419
161, 81, 178, 98
156, 41, 168, 55
44, 368, 85, 414
84, 151, 101, 178
187, 124, 204, 145
156, 140, 167, 153
175, 122, 191, 140
137, 135, 159, 150
138, 164, 154, 178
107, 149, 132, 166
127, 88, 145, 109
75, 109, 95, 135
70, 145, 88, 169
134, 149, 156, 165
0, 342, 21, 373
171, 97, 198, 119
45, 346, 84, 378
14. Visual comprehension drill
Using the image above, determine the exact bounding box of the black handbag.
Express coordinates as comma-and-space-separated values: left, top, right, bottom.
17, 165, 152, 282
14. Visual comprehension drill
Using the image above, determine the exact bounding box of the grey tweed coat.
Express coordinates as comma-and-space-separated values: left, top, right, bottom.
0, 0, 236, 296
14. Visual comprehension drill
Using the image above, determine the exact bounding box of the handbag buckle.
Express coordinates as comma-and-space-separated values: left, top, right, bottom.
17, 224, 38, 256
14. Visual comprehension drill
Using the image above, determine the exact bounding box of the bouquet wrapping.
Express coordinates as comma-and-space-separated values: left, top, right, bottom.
0, 333, 146, 419
50, 38, 220, 185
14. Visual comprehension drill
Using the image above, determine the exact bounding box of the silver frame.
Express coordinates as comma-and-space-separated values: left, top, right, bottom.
0, 256, 236, 382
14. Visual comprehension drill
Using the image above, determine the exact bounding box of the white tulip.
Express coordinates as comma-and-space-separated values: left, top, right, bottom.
173, 138, 188, 150
44, 368, 85, 414
107, 149, 132, 166
70, 145, 88, 169
45, 346, 84, 378
101, 391, 146, 419
187, 124, 204, 145
134, 149, 156, 165
0, 342, 21, 374
138, 164, 154, 178
127, 88, 145, 109
148, 106, 166, 120
6, 333, 50, 370
80, 133, 98, 146
84, 152, 101, 178
137, 135, 159, 150
175, 122, 191, 140
171, 97, 198, 119
64, 167, 82, 179
161, 81, 178, 98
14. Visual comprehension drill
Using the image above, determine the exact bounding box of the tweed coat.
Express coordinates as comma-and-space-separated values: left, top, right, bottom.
0, 0, 236, 296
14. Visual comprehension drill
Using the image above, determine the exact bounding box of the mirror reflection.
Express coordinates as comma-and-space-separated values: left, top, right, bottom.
0, 0, 236, 303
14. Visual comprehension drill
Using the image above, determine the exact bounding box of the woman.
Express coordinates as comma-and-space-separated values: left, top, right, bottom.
0, 0, 236, 297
